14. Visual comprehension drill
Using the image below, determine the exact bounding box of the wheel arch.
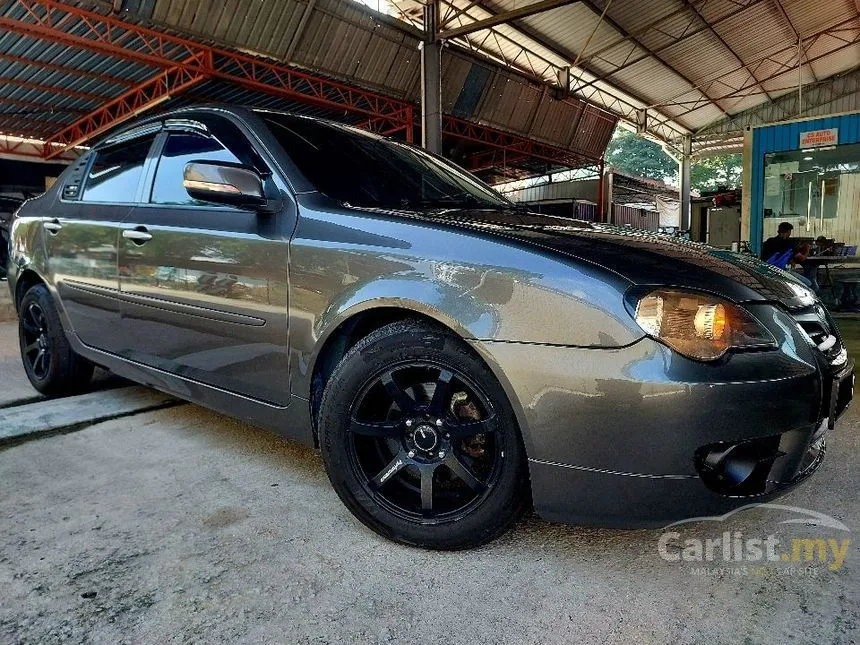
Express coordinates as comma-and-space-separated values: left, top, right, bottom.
14, 268, 46, 312
309, 305, 457, 441
307, 302, 532, 459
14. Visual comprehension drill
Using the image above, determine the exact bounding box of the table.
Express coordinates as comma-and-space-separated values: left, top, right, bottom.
803, 256, 860, 307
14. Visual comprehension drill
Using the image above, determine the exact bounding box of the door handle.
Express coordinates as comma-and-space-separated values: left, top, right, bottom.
122, 227, 153, 244
43, 219, 62, 234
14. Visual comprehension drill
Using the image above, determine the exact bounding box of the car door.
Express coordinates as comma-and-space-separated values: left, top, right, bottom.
117, 117, 292, 406
45, 126, 160, 353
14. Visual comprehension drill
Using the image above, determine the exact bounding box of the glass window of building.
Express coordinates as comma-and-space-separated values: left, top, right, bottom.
762, 143, 860, 252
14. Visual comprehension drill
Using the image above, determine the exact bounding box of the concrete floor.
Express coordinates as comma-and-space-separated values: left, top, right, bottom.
0, 321, 123, 408
0, 325, 858, 643
0, 320, 44, 407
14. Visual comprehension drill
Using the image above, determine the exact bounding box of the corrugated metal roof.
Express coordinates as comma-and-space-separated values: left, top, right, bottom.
131, 0, 618, 156
3, 0, 856, 157
0, 0, 615, 183
386, 0, 860, 141
0, 2, 158, 138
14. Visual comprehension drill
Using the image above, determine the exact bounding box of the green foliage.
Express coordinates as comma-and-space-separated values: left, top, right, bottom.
690, 154, 742, 191
604, 128, 743, 193
605, 128, 677, 182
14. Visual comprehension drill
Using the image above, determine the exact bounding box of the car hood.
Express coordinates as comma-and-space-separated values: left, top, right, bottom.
409, 209, 816, 310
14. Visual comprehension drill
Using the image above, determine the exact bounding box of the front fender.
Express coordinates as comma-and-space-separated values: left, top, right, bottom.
289, 203, 646, 397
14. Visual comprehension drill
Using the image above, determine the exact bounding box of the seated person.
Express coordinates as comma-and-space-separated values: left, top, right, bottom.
761, 222, 813, 288
814, 236, 835, 256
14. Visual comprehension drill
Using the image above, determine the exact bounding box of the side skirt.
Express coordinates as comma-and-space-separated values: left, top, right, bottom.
65, 331, 314, 447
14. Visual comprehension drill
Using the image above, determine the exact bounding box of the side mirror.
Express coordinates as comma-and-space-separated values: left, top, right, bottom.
183, 162, 272, 211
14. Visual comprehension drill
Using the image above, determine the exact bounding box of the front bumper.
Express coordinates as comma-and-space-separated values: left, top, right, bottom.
473, 302, 853, 527
527, 439, 827, 528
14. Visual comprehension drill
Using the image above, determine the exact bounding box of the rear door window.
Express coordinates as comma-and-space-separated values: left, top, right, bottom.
82, 135, 156, 203
150, 133, 241, 206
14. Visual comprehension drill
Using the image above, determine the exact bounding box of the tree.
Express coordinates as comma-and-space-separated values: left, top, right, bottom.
691, 154, 742, 191
604, 128, 744, 193
604, 128, 677, 182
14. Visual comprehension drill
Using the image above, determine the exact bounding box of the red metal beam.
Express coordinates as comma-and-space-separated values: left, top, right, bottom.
0, 134, 78, 162
357, 105, 415, 143
445, 116, 600, 169
43, 55, 211, 157
468, 150, 532, 173
2, 0, 590, 173
0, 0, 413, 125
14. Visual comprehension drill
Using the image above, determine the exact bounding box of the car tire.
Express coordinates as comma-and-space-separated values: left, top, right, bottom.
18, 283, 94, 396
318, 319, 529, 550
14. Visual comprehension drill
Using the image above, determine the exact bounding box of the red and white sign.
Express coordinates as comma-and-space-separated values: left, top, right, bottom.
800, 128, 838, 148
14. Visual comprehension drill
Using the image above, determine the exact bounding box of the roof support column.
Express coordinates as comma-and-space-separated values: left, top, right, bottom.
420, 0, 442, 154
679, 134, 692, 232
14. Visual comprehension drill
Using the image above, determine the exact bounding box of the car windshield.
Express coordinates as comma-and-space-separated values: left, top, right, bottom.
260, 113, 513, 211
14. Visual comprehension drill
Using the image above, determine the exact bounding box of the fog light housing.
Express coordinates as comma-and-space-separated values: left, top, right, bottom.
696, 435, 783, 495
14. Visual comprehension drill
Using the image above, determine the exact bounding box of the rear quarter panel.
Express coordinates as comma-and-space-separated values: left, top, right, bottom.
7, 195, 52, 306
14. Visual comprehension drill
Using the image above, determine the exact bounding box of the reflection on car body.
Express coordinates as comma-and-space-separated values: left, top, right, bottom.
6, 106, 853, 549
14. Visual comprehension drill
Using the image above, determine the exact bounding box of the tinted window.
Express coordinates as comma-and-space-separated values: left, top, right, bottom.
82, 136, 155, 203
261, 114, 511, 210
151, 133, 240, 206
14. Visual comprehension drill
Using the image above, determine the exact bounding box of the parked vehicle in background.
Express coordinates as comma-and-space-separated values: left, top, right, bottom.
6, 106, 853, 549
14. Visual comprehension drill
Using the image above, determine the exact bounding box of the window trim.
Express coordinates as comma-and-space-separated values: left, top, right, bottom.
101, 122, 162, 147
72, 127, 162, 206
145, 129, 243, 209
163, 118, 209, 136
64, 110, 297, 215
141, 114, 284, 211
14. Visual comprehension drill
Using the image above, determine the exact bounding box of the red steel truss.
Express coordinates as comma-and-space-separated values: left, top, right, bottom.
446, 116, 599, 170
0, 0, 599, 173
43, 55, 212, 152
0, 134, 79, 162
0, 0, 414, 157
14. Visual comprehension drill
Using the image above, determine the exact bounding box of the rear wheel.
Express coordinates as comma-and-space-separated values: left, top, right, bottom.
19, 284, 94, 396
318, 320, 529, 550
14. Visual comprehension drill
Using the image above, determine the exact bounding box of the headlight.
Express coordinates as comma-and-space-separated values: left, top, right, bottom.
633, 289, 776, 361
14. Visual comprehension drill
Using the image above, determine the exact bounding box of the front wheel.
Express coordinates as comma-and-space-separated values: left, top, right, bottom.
19, 284, 94, 396
318, 320, 529, 550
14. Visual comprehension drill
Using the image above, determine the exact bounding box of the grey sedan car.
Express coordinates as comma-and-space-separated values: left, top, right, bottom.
6, 106, 853, 549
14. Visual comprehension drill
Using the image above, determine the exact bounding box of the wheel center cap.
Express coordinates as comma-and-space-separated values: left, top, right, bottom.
412, 424, 438, 452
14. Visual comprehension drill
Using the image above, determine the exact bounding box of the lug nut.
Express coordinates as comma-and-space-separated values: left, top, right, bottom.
408, 450, 415, 458
436, 419, 443, 427
438, 451, 446, 458
405, 419, 413, 427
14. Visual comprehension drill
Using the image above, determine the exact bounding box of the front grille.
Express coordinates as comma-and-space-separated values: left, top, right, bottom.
791, 303, 853, 424
792, 305, 846, 366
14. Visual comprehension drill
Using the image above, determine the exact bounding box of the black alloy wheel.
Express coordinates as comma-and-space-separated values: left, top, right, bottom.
21, 301, 52, 381
18, 283, 94, 396
348, 362, 502, 521
318, 320, 529, 550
